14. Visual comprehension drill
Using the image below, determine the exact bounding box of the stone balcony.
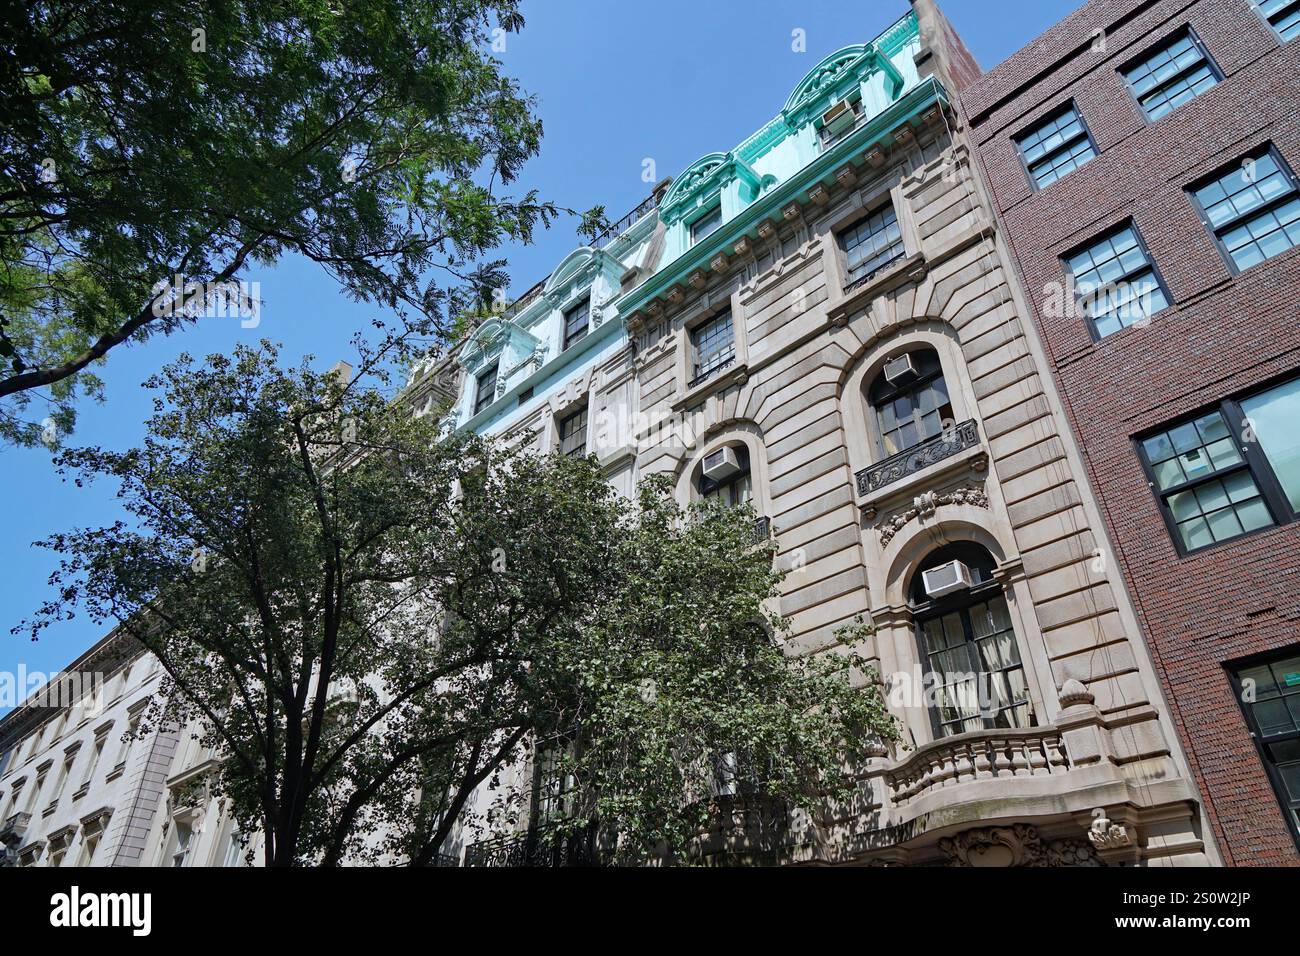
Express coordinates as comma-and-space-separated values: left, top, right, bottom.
883, 725, 1071, 807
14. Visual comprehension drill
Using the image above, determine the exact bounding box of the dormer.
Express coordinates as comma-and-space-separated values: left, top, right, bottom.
457, 318, 546, 424
658, 152, 770, 264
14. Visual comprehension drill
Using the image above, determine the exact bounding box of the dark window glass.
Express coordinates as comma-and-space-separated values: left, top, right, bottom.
839, 205, 905, 290
1233, 649, 1300, 842
558, 405, 588, 458
867, 349, 954, 457
690, 206, 723, 246
1015, 104, 1096, 188
1259, 0, 1300, 41
1122, 29, 1219, 121
563, 297, 589, 350
690, 311, 735, 385
473, 363, 498, 416
1064, 223, 1169, 337
1191, 147, 1300, 272
911, 543, 1031, 739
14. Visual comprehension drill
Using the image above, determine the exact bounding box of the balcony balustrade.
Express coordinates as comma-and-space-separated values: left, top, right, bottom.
883, 726, 1070, 808
855, 419, 981, 496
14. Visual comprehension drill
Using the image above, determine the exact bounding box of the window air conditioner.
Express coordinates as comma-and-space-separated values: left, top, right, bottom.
922, 560, 974, 599
822, 99, 856, 135
702, 447, 741, 481
883, 353, 919, 385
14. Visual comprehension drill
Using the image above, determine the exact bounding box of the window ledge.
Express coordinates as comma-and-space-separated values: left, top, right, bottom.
105, 762, 127, 783
858, 435, 988, 522
829, 252, 927, 325
671, 362, 750, 413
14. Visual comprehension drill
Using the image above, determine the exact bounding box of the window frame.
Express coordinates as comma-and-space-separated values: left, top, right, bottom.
837, 202, 906, 292
472, 362, 499, 417
562, 296, 590, 351
910, 546, 1033, 741
1134, 378, 1300, 556
1118, 25, 1222, 123
688, 204, 723, 247
689, 309, 736, 387
867, 349, 955, 459
1253, 0, 1300, 44
1061, 219, 1173, 341
1186, 143, 1300, 276
1225, 645, 1300, 852
556, 403, 588, 459
1013, 100, 1099, 191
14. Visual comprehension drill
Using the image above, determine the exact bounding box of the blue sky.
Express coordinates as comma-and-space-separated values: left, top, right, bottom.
0, 0, 1083, 706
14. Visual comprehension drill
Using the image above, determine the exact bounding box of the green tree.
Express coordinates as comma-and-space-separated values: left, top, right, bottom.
0, 0, 554, 446
20, 344, 895, 865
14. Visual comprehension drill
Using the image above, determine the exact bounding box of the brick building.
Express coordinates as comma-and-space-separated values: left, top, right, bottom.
962, 0, 1300, 864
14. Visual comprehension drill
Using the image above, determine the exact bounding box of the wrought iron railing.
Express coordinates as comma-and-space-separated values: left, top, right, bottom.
592, 191, 661, 248
855, 419, 980, 496
689, 355, 736, 389
752, 516, 771, 544
463, 824, 600, 867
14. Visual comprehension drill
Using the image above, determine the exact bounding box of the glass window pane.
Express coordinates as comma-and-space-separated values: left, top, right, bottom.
1241, 376, 1300, 513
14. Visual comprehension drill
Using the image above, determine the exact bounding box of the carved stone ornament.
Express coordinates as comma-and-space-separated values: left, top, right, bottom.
939, 824, 1104, 868
877, 483, 989, 546
1087, 812, 1134, 851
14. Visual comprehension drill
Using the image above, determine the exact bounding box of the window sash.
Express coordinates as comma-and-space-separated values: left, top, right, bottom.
690, 206, 722, 246
1015, 105, 1096, 188
1230, 650, 1300, 846
691, 312, 735, 382
1137, 385, 1300, 553
915, 591, 1031, 739
473, 364, 498, 416
1190, 147, 1300, 273
840, 205, 905, 287
558, 406, 587, 458
1122, 29, 1219, 121
1064, 223, 1170, 337
1259, 0, 1300, 41
563, 298, 589, 350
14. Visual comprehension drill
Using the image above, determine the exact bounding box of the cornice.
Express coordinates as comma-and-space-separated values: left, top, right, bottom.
619, 76, 949, 325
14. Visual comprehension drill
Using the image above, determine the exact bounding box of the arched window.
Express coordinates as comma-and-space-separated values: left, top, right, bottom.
697, 444, 752, 507
909, 542, 1031, 739
867, 348, 954, 457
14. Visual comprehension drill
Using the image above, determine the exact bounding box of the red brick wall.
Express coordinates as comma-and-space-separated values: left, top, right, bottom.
961, 0, 1300, 865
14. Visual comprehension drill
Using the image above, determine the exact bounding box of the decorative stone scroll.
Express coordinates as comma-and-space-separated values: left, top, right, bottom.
876, 482, 988, 546
939, 823, 1104, 868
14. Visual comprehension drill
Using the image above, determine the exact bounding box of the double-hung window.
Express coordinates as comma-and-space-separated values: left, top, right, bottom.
839, 205, 905, 291
473, 362, 498, 417
1015, 103, 1096, 189
1121, 29, 1220, 121
1230, 648, 1300, 844
689, 206, 722, 247
1257, 0, 1300, 42
1063, 222, 1169, 337
1137, 374, 1300, 552
690, 310, 735, 386
562, 297, 589, 350
557, 404, 588, 459
1190, 146, 1300, 273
